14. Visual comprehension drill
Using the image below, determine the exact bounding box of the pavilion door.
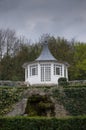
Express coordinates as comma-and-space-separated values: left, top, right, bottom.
40, 64, 51, 82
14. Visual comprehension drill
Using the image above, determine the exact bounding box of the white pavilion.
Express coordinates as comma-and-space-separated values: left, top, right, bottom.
23, 41, 68, 86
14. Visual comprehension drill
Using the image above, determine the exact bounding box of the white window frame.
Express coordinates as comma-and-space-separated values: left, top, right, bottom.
64, 66, 66, 77
54, 64, 62, 76
25, 68, 28, 79
30, 64, 38, 76
40, 64, 51, 82
27, 68, 28, 78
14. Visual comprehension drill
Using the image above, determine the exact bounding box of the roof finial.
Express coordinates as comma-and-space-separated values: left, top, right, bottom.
40, 34, 49, 44
44, 36, 48, 45
35, 34, 57, 61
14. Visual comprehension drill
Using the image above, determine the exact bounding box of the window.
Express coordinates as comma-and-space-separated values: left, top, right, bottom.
54, 64, 62, 76
56, 67, 60, 75
41, 65, 44, 82
41, 64, 51, 82
30, 64, 38, 76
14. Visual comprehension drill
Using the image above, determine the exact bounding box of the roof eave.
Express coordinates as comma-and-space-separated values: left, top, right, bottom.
22, 60, 69, 68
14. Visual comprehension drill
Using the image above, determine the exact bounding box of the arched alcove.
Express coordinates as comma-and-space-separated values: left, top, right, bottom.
24, 94, 55, 117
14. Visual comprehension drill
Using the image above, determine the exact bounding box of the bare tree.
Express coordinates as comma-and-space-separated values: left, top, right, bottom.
3, 29, 17, 56
0, 29, 5, 60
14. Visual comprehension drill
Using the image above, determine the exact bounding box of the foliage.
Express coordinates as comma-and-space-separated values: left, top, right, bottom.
69, 43, 86, 80
52, 87, 86, 116
0, 86, 86, 117
0, 86, 27, 116
58, 77, 68, 87
66, 84, 86, 88
25, 94, 55, 116
0, 116, 86, 130
0, 29, 86, 80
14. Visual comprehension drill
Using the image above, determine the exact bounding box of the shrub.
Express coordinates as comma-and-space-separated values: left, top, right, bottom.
0, 86, 28, 115
52, 87, 86, 116
25, 94, 55, 116
0, 116, 86, 130
58, 77, 68, 87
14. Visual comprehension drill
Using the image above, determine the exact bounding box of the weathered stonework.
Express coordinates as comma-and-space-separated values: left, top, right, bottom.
0, 81, 26, 87
6, 98, 27, 116
6, 87, 68, 117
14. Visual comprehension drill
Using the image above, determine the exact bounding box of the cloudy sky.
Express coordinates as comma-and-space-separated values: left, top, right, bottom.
0, 0, 86, 42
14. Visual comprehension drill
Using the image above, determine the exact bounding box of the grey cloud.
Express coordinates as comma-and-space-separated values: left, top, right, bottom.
0, 0, 86, 42
0, 0, 21, 13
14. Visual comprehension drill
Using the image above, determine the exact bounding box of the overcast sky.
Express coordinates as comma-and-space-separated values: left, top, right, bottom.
0, 0, 86, 42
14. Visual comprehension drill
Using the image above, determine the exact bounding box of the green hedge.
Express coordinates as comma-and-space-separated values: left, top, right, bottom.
64, 85, 86, 88
58, 77, 68, 87
0, 116, 86, 130
0, 86, 28, 115
52, 88, 86, 116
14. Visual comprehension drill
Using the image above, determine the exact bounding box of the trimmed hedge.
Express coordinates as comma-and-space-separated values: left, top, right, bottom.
52, 87, 86, 116
0, 116, 86, 130
58, 77, 68, 87
0, 86, 28, 115
64, 85, 86, 88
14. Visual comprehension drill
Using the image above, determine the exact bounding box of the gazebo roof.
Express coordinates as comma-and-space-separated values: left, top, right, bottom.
35, 41, 57, 61
23, 41, 69, 68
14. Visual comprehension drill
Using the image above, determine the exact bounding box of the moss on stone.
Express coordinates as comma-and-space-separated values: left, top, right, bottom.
25, 94, 55, 116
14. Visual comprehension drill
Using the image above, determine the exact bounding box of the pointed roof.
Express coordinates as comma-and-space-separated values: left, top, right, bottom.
35, 41, 57, 61
22, 41, 69, 68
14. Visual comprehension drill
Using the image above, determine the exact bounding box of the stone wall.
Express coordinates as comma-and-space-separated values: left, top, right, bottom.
6, 88, 68, 117
0, 80, 26, 87
6, 98, 28, 116
69, 80, 86, 86
0, 80, 86, 87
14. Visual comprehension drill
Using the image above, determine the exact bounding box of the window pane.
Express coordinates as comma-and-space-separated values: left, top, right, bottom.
54, 64, 62, 75
32, 68, 36, 75
56, 67, 60, 75
64, 66, 66, 77
41, 66, 44, 81
41, 64, 51, 82
30, 64, 38, 76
